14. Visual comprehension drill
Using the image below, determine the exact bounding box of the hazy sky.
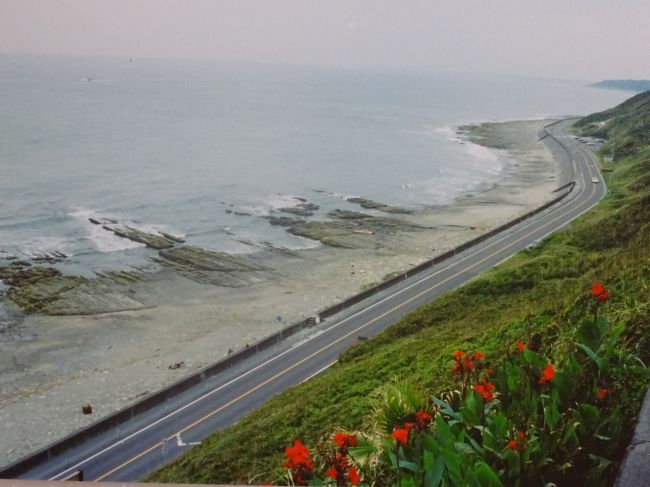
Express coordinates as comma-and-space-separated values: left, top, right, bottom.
2, 0, 649, 79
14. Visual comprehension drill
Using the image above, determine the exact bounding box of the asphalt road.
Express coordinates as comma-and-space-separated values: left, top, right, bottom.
15, 119, 605, 482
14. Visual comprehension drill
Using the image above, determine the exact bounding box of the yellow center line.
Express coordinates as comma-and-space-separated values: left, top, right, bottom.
94, 146, 597, 481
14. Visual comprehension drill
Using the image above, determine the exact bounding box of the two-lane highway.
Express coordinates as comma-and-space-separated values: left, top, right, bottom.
11, 119, 606, 481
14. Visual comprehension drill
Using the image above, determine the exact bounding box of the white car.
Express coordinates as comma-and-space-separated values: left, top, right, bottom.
592, 178, 599, 184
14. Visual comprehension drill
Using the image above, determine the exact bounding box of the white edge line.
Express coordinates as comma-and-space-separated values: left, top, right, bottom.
301, 361, 337, 384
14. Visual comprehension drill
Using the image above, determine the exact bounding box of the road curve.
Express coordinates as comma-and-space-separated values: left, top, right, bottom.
13, 119, 605, 481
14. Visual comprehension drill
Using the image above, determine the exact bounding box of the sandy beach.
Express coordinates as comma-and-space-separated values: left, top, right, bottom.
0, 119, 559, 466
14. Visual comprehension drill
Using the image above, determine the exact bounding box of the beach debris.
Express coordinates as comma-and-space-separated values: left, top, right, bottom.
81, 403, 93, 415
168, 361, 184, 370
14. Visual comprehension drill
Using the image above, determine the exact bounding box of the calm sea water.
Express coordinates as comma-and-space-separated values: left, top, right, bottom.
0, 55, 630, 281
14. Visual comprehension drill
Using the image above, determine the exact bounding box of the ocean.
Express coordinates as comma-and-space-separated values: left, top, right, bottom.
0, 54, 630, 285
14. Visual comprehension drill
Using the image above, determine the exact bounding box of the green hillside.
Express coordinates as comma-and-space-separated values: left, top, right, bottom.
574, 89, 649, 158
148, 95, 650, 486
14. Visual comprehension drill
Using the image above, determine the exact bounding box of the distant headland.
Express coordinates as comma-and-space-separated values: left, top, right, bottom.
589, 79, 650, 92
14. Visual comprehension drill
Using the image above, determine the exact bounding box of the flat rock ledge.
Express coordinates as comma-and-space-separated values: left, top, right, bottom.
154, 246, 269, 286
266, 208, 427, 249
0, 263, 148, 315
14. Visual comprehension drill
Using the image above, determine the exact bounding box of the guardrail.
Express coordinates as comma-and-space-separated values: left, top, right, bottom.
0, 122, 577, 479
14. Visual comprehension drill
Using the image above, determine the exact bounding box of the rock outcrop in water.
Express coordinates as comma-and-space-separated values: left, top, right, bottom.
278, 202, 320, 217
346, 197, 412, 214
102, 225, 179, 249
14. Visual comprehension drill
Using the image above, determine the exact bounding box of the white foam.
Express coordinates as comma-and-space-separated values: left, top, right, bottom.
69, 209, 143, 253
20, 236, 72, 258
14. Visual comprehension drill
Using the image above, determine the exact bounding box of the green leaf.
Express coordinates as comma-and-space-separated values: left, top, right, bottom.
460, 392, 480, 426
578, 403, 601, 432
398, 459, 420, 474
424, 456, 444, 487
400, 475, 417, 487
474, 461, 503, 487
440, 448, 462, 484
454, 441, 475, 457
435, 415, 454, 448
576, 343, 604, 372
577, 315, 608, 351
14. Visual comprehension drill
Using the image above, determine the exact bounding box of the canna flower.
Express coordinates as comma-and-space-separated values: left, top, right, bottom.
592, 282, 609, 302
598, 388, 608, 400
283, 439, 314, 485
414, 410, 433, 430
453, 350, 465, 360
592, 282, 607, 298
539, 363, 556, 384
472, 351, 485, 361
348, 466, 361, 486
403, 422, 416, 432
464, 354, 474, 370
508, 432, 527, 452
325, 467, 337, 480
516, 341, 525, 353
333, 432, 358, 449
283, 439, 312, 468
473, 379, 496, 401
391, 428, 409, 444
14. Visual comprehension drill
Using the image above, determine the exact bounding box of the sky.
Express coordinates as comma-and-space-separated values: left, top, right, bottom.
2, 0, 649, 79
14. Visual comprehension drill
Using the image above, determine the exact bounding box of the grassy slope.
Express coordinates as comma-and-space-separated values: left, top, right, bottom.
149, 96, 650, 485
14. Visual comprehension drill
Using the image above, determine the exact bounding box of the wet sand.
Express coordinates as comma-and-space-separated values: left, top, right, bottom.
0, 119, 559, 466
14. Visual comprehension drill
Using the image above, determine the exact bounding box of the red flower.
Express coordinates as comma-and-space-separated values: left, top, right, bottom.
598, 291, 609, 302
403, 422, 416, 432
472, 351, 485, 361
473, 379, 496, 401
283, 439, 314, 485
325, 467, 337, 480
539, 363, 556, 384
516, 341, 525, 353
414, 410, 433, 430
283, 439, 311, 468
597, 388, 608, 400
453, 350, 465, 360
333, 432, 358, 448
508, 432, 527, 452
464, 355, 474, 370
485, 368, 495, 377
348, 466, 361, 486
592, 282, 607, 298
391, 428, 409, 444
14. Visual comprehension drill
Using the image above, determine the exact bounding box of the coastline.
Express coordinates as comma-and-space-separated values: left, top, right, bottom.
0, 119, 559, 466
